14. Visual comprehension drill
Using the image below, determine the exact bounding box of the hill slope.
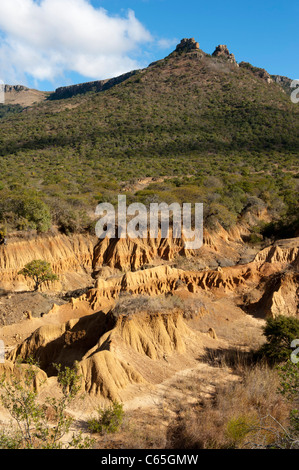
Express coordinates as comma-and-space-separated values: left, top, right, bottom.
0, 38, 298, 237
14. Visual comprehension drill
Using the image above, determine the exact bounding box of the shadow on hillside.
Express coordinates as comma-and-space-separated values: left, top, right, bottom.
201, 346, 259, 370
13, 310, 117, 376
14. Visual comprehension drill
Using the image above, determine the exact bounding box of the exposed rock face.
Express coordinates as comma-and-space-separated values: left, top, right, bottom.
0, 232, 97, 292
239, 62, 273, 83
8, 307, 198, 400
92, 224, 250, 274
92, 230, 191, 273
50, 70, 139, 100
6, 236, 298, 401
4, 85, 29, 93
271, 75, 294, 95
84, 236, 299, 317
254, 238, 299, 265
212, 45, 237, 64
250, 272, 299, 319
175, 38, 200, 53
0, 223, 249, 293
81, 237, 299, 311
0, 361, 47, 391
3, 85, 49, 106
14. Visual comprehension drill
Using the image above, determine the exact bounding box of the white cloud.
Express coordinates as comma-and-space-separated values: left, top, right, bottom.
157, 38, 178, 49
0, 0, 153, 86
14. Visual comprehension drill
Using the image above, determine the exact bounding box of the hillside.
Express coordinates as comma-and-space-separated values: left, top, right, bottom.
0, 38, 298, 450
0, 38, 298, 240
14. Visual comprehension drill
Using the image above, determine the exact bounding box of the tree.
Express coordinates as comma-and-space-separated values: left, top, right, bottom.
18, 260, 58, 292
0, 359, 94, 449
18, 197, 51, 233
258, 316, 299, 363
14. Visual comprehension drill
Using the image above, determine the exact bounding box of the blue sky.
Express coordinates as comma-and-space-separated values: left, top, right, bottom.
0, 0, 297, 91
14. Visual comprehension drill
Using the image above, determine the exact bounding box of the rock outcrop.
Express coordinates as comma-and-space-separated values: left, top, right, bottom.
8, 306, 201, 400
0, 361, 47, 391
50, 70, 139, 100
254, 238, 299, 266
4, 85, 29, 93
212, 45, 237, 64
271, 75, 293, 95
83, 237, 299, 316
5, 236, 298, 401
250, 271, 299, 319
92, 223, 250, 274
175, 38, 200, 53
239, 62, 273, 83
3, 85, 49, 106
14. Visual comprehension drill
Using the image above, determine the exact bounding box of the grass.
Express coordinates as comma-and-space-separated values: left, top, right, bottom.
83, 352, 294, 450
166, 360, 292, 449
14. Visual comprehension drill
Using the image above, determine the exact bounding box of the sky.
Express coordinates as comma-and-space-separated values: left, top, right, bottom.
0, 0, 298, 91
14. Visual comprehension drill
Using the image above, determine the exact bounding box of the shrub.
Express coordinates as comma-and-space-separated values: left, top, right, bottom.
18, 197, 51, 232
0, 360, 93, 449
259, 316, 299, 363
226, 415, 257, 447
277, 360, 299, 447
87, 401, 124, 434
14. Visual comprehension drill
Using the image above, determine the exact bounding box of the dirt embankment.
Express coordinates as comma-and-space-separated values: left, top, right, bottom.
0, 232, 97, 293
0, 224, 297, 408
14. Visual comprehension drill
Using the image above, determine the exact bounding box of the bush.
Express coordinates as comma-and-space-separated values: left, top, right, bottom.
18, 197, 51, 232
0, 360, 93, 449
226, 415, 257, 447
277, 360, 299, 447
259, 316, 299, 363
87, 401, 124, 434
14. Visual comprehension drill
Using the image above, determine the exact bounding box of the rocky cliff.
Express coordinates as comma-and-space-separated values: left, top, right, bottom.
0, 232, 97, 292
212, 45, 237, 65
7, 302, 210, 401
50, 70, 139, 100
4, 234, 298, 402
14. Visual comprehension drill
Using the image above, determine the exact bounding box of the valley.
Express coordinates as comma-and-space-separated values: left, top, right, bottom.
0, 37, 298, 450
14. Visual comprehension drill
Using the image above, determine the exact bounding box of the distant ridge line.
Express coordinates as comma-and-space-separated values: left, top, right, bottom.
50, 69, 141, 100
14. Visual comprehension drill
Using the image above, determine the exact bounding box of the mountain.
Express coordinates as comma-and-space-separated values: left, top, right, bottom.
0, 38, 298, 237
3, 85, 50, 106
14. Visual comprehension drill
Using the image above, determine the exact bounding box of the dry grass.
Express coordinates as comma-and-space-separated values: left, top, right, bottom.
113, 292, 204, 318
85, 349, 292, 450
166, 361, 291, 449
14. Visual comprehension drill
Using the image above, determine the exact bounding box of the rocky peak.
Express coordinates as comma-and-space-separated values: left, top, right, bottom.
175, 38, 200, 53
212, 45, 237, 64
4, 85, 29, 93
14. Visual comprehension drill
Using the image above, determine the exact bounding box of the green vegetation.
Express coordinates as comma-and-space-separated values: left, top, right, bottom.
259, 316, 299, 363
166, 316, 299, 449
18, 259, 59, 291
0, 359, 94, 449
0, 50, 297, 237
87, 401, 124, 435
0, 103, 23, 119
